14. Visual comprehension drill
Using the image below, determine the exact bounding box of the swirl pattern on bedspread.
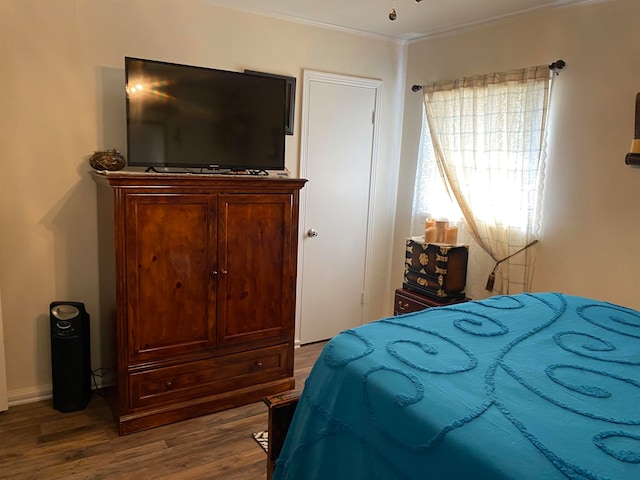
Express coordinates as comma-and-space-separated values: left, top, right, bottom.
274, 293, 640, 480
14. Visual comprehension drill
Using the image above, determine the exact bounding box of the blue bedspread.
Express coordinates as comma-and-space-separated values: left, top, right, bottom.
273, 293, 640, 479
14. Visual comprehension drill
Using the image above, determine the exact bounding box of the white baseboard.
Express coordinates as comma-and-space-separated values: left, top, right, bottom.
8, 376, 114, 407
8, 385, 52, 406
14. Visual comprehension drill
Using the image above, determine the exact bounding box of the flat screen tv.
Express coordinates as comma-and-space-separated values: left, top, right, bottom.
125, 57, 287, 172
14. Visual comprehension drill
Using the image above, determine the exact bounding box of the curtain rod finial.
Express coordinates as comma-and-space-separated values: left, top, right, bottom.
549, 60, 566, 74
411, 84, 423, 92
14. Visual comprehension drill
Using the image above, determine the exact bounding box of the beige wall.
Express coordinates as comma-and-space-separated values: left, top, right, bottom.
0, 0, 406, 404
395, 0, 640, 307
5, 0, 637, 408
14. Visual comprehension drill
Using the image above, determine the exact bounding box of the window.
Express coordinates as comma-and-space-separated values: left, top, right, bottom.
411, 66, 555, 294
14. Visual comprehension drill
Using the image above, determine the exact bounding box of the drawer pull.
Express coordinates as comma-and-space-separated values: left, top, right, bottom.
165, 381, 173, 391
255, 360, 264, 367
397, 300, 409, 311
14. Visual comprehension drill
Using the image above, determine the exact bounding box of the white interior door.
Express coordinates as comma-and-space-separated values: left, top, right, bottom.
297, 71, 381, 344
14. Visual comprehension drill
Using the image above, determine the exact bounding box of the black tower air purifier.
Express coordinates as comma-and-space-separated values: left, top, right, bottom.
49, 301, 91, 412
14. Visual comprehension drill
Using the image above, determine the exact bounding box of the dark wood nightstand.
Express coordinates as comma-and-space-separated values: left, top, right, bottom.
394, 288, 469, 315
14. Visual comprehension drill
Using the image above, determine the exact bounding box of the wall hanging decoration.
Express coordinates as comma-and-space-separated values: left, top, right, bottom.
625, 92, 640, 166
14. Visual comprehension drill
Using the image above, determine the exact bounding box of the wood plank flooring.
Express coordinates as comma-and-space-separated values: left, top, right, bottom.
0, 341, 326, 480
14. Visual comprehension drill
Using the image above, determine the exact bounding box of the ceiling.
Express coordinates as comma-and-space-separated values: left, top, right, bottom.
200, 0, 598, 41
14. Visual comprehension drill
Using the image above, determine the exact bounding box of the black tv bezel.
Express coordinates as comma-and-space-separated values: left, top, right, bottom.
124, 57, 288, 172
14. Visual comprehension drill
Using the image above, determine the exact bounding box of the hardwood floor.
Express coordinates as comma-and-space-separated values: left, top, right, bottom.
0, 341, 326, 480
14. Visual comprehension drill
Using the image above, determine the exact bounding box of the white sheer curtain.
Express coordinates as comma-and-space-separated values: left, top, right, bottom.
411, 65, 553, 295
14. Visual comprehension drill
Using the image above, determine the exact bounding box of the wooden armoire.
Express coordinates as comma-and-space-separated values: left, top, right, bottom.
92, 171, 306, 435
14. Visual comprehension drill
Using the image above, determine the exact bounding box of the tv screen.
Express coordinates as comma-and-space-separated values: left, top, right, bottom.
125, 57, 287, 171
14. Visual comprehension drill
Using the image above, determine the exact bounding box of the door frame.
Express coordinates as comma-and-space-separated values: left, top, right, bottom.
295, 70, 382, 345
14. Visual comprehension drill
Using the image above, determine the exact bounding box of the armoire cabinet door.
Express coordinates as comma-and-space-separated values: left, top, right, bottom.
216, 193, 295, 346
124, 194, 217, 363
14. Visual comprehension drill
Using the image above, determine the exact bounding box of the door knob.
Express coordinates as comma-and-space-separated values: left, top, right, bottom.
307, 228, 318, 237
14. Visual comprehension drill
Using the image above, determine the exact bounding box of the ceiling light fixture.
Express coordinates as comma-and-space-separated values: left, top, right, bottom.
390, 0, 422, 21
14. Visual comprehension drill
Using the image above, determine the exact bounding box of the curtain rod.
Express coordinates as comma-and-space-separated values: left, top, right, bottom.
411, 59, 566, 92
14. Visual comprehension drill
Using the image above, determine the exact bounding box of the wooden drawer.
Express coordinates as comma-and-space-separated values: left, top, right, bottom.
394, 288, 469, 315
129, 344, 290, 409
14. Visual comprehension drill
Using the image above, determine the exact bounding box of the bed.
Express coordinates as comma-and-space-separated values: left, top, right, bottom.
272, 292, 640, 479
